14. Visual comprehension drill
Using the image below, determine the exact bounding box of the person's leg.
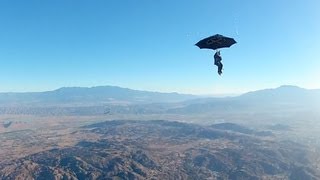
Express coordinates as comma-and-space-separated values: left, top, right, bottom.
218, 63, 223, 75
214, 59, 218, 66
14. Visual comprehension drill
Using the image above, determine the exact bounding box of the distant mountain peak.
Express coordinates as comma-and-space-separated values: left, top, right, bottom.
241, 85, 307, 96
54, 85, 126, 91
0, 85, 197, 106
276, 85, 304, 90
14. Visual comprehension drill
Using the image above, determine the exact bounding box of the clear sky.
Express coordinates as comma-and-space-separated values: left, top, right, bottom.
0, 0, 319, 94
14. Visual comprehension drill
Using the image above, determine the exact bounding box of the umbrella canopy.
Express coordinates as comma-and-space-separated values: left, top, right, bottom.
195, 34, 236, 50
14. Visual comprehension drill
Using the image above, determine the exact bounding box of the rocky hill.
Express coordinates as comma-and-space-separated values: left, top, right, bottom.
1, 120, 319, 179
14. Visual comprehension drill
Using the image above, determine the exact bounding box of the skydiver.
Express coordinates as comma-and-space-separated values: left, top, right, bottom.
214, 50, 223, 75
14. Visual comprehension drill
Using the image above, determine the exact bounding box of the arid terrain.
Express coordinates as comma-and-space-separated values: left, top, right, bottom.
1, 118, 320, 179
0, 86, 320, 179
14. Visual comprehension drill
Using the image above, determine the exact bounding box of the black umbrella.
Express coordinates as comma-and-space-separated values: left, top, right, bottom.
195, 34, 236, 50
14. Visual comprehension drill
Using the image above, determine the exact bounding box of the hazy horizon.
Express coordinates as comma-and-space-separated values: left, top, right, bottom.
0, 84, 316, 96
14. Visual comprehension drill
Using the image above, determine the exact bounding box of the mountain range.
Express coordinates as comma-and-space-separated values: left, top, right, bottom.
0, 85, 319, 116
0, 86, 196, 106
167, 85, 320, 114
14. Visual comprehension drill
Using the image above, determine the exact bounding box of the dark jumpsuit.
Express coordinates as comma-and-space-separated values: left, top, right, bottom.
214, 52, 223, 75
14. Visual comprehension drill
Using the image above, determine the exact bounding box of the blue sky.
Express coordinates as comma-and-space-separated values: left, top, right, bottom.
0, 0, 319, 94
